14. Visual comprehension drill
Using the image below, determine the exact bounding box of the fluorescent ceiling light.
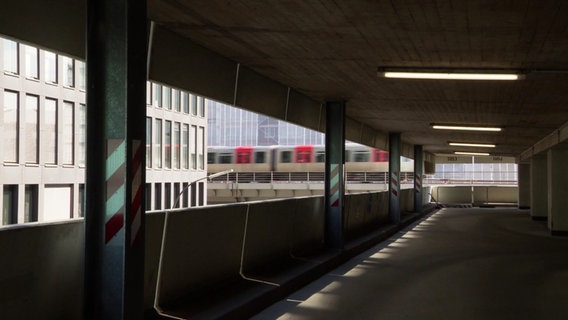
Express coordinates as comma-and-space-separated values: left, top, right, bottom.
449, 142, 496, 148
377, 68, 524, 80
432, 124, 502, 132
455, 151, 490, 156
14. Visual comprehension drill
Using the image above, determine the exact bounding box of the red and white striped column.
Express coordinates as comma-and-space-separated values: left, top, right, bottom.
414, 145, 424, 212
389, 132, 401, 223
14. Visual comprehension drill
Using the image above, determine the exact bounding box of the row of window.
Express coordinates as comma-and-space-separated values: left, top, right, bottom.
2, 184, 85, 225
2, 38, 85, 89
2, 180, 207, 225
147, 82, 205, 117
3, 90, 85, 165
145, 182, 205, 211
146, 117, 205, 170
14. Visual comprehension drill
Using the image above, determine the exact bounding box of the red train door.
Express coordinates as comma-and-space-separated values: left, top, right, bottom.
374, 149, 389, 162
295, 145, 314, 163
235, 146, 253, 164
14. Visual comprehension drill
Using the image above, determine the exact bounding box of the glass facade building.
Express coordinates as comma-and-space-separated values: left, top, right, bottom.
207, 100, 325, 147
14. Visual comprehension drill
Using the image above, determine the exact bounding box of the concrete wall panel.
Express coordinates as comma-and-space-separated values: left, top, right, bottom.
344, 192, 389, 239
235, 66, 288, 119
286, 91, 323, 132
432, 186, 518, 204
0, 220, 83, 320
0, 0, 85, 58
150, 26, 237, 106
157, 205, 248, 304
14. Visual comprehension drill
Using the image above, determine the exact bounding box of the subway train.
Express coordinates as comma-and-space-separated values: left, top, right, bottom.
208, 144, 413, 173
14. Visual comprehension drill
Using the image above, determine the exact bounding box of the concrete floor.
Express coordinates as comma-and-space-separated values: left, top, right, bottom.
252, 208, 568, 320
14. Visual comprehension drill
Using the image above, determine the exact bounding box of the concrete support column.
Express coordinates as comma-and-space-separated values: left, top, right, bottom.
530, 154, 548, 220
324, 101, 345, 249
517, 163, 530, 209
547, 146, 568, 235
389, 133, 401, 224
84, 0, 147, 319
414, 145, 424, 213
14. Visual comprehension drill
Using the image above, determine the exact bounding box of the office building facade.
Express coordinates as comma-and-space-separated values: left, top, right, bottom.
0, 36, 207, 225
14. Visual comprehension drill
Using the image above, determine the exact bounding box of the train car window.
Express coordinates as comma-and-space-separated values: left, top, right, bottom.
315, 151, 325, 163
344, 150, 351, 162
207, 152, 216, 164
219, 153, 233, 164
353, 151, 370, 162
255, 151, 266, 163
280, 151, 292, 163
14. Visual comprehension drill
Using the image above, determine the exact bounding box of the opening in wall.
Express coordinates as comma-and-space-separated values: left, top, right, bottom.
2, 185, 18, 225
24, 185, 38, 223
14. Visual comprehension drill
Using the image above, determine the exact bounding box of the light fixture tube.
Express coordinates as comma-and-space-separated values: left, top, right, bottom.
454, 151, 490, 156
432, 125, 502, 132
381, 71, 521, 80
449, 142, 496, 148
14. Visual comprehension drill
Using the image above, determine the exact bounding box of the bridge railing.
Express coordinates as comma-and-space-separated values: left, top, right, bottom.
209, 171, 416, 184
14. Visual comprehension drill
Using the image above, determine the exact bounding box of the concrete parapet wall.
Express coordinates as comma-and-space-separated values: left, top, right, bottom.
344, 192, 389, 239
431, 186, 518, 204
1, 191, 405, 318
0, 220, 84, 320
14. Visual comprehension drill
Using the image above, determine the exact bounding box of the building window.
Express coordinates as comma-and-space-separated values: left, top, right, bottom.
45, 98, 58, 164
2, 39, 19, 74
173, 122, 180, 169
24, 45, 39, 79
154, 183, 162, 210
3, 185, 18, 225
164, 183, 171, 209
181, 92, 189, 114
78, 104, 86, 166
165, 120, 172, 169
77, 61, 86, 90
146, 117, 152, 168
172, 89, 180, 112
197, 96, 205, 117
62, 101, 74, 165
79, 184, 85, 218
198, 182, 204, 206
145, 183, 152, 211
198, 126, 205, 170
24, 185, 38, 223
4, 90, 19, 163
182, 182, 189, 208
162, 86, 171, 109
190, 94, 197, 115
146, 81, 152, 105
154, 119, 162, 168
191, 183, 196, 207
173, 183, 180, 208
190, 125, 197, 169
62, 56, 74, 87
182, 124, 189, 169
153, 83, 162, 107
44, 51, 57, 84
25, 95, 39, 164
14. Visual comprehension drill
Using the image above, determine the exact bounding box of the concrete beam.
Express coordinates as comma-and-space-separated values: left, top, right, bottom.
0, 0, 85, 58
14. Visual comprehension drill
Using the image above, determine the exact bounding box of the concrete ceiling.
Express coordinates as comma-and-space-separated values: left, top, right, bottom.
148, 0, 568, 157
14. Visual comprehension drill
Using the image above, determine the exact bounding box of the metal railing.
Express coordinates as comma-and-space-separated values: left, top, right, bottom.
424, 171, 518, 185
209, 171, 416, 184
